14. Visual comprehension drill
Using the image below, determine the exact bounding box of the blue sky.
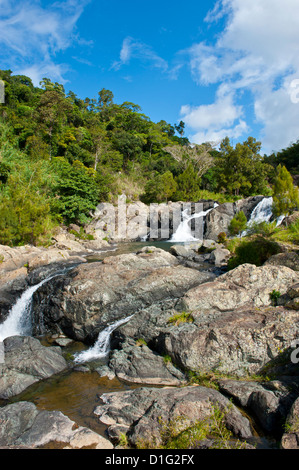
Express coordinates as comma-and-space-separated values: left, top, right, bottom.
1, 0, 299, 155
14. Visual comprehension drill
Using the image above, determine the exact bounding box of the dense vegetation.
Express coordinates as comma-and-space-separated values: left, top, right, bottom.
0, 69, 298, 246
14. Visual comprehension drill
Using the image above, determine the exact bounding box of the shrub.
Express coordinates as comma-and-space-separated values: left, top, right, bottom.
217, 232, 227, 244
227, 237, 281, 270
228, 211, 247, 237
270, 289, 281, 306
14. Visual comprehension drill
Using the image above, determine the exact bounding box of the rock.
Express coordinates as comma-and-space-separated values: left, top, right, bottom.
0, 401, 113, 449
31, 249, 215, 342
209, 248, 231, 266
53, 337, 73, 347
218, 379, 298, 434
281, 397, 299, 449
204, 197, 264, 241
265, 252, 299, 271
0, 267, 28, 321
234, 196, 264, 220
153, 264, 299, 376
0, 336, 68, 399
158, 306, 299, 377
95, 385, 253, 447
108, 340, 187, 385
178, 263, 299, 313
169, 245, 194, 258
205, 203, 235, 241
108, 263, 299, 378
281, 211, 299, 227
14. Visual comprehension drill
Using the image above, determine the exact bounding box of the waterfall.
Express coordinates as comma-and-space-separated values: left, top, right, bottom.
170, 203, 218, 243
247, 197, 274, 226
74, 315, 134, 363
242, 196, 285, 236
0, 269, 71, 342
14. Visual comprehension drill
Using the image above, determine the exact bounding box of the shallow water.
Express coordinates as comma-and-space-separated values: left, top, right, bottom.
0, 241, 275, 448
8, 367, 141, 437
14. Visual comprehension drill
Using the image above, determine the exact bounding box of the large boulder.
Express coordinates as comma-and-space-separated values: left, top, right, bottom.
0, 336, 68, 399
218, 378, 299, 435
31, 247, 215, 343
204, 203, 235, 241
151, 264, 299, 376
265, 252, 299, 272
0, 401, 113, 449
107, 339, 187, 385
178, 263, 299, 313
94, 385, 253, 447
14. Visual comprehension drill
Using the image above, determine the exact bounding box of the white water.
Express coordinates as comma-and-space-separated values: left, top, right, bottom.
247, 197, 274, 226
170, 203, 218, 242
0, 270, 70, 342
74, 315, 134, 363
242, 196, 284, 236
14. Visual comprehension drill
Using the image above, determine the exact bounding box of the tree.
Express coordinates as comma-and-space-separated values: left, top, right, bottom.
272, 165, 299, 218
164, 143, 215, 177
228, 211, 247, 237
142, 171, 177, 203
215, 137, 272, 197
173, 164, 202, 201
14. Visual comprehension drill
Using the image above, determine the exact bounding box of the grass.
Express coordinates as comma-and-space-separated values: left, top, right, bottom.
167, 311, 194, 326
136, 402, 248, 450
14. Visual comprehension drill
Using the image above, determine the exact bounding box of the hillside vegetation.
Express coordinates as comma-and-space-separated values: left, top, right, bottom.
0, 69, 298, 246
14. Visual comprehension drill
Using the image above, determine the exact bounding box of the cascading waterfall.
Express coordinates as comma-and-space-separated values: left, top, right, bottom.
0, 269, 72, 342
74, 315, 134, 363
242, 196, 284, 236
170, 203, 219, 243
247, 197, 274, 226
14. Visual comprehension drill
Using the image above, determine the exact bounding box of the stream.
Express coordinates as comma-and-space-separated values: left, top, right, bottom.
0, 198, 282, 448
0, 241, 184, 442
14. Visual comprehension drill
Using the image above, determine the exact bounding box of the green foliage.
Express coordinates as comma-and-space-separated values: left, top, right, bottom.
172, 164, 202, 201
270, 290, 281, 306
217, 232, 227, 244
268, 140, 299, 174
228, 211, 248, 237
0, 67, 298, 247
214, 137, 272, 197
272, 165, 299, 217
167, 311, 194, 326
136, 403, 247, 450
227, 237, 281, 270
142, 171, 177, 203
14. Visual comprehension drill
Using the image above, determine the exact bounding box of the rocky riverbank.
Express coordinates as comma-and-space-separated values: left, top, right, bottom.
0, 198, 299, 450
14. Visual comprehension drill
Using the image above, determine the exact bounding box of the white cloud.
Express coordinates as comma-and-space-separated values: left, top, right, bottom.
180, 89, 248, 145
112, 36, 168, 73
183, 0, 299, 153
0, 0, 90, 84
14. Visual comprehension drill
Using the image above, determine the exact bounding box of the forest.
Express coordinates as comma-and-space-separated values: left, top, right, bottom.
0, 69, 298, 247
